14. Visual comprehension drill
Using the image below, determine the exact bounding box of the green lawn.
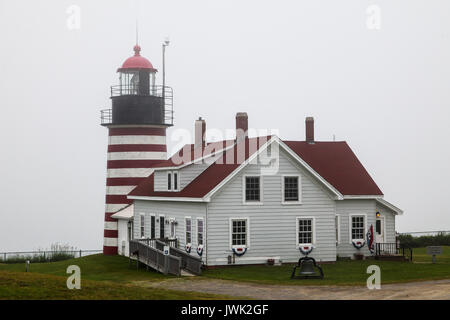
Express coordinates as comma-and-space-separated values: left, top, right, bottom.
0, 271, 230, 300
1, 247, 449, 299
411, 246, 450, 263
0, 254, 232, 300
203, 246, 450, 286
0, 254, 169, 283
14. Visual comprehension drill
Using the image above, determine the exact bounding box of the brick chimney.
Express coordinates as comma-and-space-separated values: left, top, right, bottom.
236, 112, 248, 142
194, 117, 206, 148
306, 117, 314, 143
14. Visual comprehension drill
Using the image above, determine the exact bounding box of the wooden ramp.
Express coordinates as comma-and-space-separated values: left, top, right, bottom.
129, 239, 202, 276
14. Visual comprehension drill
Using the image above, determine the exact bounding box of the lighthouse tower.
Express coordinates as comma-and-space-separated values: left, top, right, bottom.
101, 45, 173, 255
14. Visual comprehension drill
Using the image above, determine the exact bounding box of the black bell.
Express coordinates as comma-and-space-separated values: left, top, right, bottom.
291, 256, 324, 279
298, 259, 316, 275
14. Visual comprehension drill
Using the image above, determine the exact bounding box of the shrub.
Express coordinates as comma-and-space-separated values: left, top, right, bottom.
1, 243, 77, 264
398, 233, 450, 248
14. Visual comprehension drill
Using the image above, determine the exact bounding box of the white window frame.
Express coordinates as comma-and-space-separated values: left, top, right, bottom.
296, 216, 316, 247
348, 214, 367, 243
229, 217, 250, 249
140, 213, 145, 239
167, 171, 180, 192
185, 216, 192, 244
281, 174, 302, 205
197, 217, 204, 246
242, 175, 263, 205
335, 214, 341, 245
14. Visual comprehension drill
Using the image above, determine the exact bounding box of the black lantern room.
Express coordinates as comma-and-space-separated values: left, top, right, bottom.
101, 45, 173, 127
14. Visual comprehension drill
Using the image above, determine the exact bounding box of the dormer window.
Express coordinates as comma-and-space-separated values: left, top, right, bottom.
168, 172, 172, 190
174, 172, 178, 190
167, 171, 179, 191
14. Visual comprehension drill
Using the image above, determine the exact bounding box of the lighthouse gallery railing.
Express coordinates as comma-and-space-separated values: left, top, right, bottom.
101, 84, 174, 126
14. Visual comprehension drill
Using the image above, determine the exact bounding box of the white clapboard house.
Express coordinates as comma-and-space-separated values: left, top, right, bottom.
111, 113, 403, 266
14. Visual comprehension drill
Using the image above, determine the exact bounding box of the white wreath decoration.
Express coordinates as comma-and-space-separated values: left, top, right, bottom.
197, 244, 204, 256
232, 246, 247, 256
185, 243, 192, 253
299, 245, 314, 255
352, 239, 366, 250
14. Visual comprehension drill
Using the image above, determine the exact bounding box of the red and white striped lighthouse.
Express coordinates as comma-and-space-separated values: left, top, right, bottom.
101, 45, 173, 255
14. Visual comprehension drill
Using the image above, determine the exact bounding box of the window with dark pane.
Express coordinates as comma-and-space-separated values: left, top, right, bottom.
185, 218, 192, 244
298, 218, 313, 244
160, 216, 165, 238
351, 216, 364, 240
174, 172, 178, 190
197, 219, 204, 245
335, 215, 339, 243
232, 219, 247, 246
150, 216, 155, 239
284, 176, 299, 201
167, 173, 172, 190
376, 220, 381, 234
140, 215, 145, 238
245, 176, 260, 201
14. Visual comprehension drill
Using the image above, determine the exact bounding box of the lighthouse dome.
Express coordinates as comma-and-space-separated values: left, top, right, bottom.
117, 45, 157, 73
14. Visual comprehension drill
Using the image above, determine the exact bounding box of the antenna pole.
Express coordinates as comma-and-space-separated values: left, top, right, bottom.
136, 19, 139, 45
162, 38, 170, 110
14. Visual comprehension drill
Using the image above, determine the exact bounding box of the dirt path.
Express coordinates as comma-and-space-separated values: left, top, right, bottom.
134, 278, 450, 300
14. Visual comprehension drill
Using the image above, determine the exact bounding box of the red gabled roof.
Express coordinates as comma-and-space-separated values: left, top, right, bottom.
129, 136, 271, 198
150, 140, 236, 169
129, 137, 383, 199
284, 141, 383, 196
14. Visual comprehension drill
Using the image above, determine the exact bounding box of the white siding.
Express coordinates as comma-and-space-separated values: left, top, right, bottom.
336, 200, 376, 258
154, 171, 169, 191
133, 200, 208, 262
206, 149, 337, 266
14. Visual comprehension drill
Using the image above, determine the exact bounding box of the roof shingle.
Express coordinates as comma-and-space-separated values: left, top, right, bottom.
129, 137, 383, 199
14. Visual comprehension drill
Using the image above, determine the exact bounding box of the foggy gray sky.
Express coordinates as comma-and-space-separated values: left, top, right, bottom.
1, 0, 449, 251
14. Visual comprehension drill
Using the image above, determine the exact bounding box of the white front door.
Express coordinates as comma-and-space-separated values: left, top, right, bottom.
375, 217, 384, 243
169, 219, 176, 239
